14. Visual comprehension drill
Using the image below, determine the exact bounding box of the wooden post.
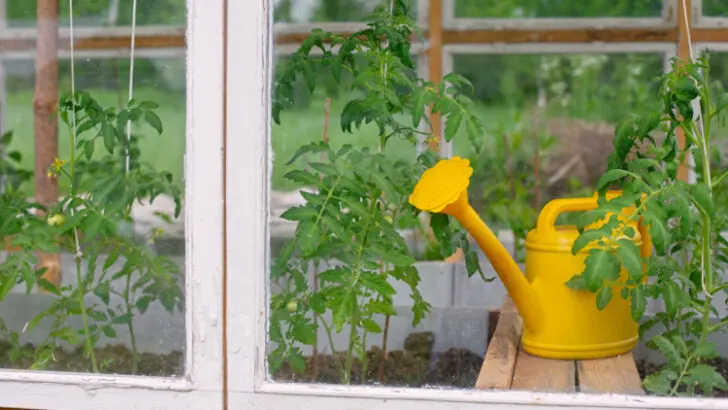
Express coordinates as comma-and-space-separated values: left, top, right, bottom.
34, 0, 61, 286
677, 0, 692, 182
427, 0, 443, 152
0, 0, 6, 193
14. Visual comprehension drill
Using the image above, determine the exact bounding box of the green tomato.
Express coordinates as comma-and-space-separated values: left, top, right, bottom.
286, 300, 298, 313
47, 214, 66, 226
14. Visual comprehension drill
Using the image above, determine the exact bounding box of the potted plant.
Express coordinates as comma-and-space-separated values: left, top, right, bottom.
268, 0, 490, 385
570, 54, 728, 396
0, 92, 184, 375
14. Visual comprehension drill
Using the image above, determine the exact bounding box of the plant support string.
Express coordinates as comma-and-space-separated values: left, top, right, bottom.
68, 0, 99, 373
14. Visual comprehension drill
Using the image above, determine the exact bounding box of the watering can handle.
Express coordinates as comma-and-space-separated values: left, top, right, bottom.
537, 192, 652, 258
536, 195, 599, 235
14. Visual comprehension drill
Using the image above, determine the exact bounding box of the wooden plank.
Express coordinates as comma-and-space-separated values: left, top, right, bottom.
577, 353, 645, 395
443, 28, 678, 44
511, 349, 576, 392
474, 296, 522, 390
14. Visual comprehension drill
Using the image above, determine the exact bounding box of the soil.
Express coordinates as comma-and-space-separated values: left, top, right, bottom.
0, 341, 183, 376
3, 334, 728, 399
274, 332, 484, 388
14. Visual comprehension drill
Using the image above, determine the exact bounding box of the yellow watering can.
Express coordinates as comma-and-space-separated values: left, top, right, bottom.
409, 156, 651, 360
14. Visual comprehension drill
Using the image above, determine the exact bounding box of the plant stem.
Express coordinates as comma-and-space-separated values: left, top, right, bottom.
124, 275, 138, 374
360, 328, 368, 384
319, 317, 345, 376
67, 112, 99, 372
343, 301, 358, 384
75, 256, 98, 372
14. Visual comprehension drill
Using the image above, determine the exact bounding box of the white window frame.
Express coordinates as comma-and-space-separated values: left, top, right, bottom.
0, 0, 225, 408
443, 0, 677, 30
694, 0, 728, 28
226, 1, 728, 409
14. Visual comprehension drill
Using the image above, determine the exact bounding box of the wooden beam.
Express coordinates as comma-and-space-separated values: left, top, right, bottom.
444, 28, 678, 44
34, 0, 60, 286
677, 0, 692, 182
0, 26, 727, 53
427, 0, 443, 151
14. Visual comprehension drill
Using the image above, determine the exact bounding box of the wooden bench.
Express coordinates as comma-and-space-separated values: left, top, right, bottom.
475, 296, 645, 395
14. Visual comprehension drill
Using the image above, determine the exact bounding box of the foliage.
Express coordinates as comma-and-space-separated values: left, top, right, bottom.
569, 55, 728, 396
463, 110, 554, 261
0, 92, 183, 373
269, 0, 487, 382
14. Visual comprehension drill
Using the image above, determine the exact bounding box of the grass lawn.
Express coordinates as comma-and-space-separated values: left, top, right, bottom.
6, 87, 186, 196
4, 86, 537, 195
272, 95, 514, 190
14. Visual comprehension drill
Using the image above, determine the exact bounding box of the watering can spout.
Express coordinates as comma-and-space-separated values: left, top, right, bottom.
409, 157, 543, 335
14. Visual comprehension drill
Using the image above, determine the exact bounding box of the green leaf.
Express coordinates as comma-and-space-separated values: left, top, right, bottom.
112, 313, 133, 325
695, 341, 720, 359
362, 319, 382, 333
309, 162, 337, 176
368, 171, 398, 202
309, 293, 325, 315
662, 281, 683, 318
296, 221, 321, 255
102, 123, 116, 153
83, 138, 95, 160
643, 214, 669, 255
637, 112, 661, 137
102, 326, 117, 338
582, 249, 621, 292
103, 250, 121, 271
630, 285, 647, 321
572, 229, 607, 254
338, 196, 370, 220
643, 371, 672, 395
288, 349, 306, 373
360, 272, 396, 296
444, 111, 461, 142
93, 283, 111, 305
689, 183, 714, 217
597, 169, 631, 192
368, 301, 397, 316
144, 111, 163, 134
292, 322, 317, 345
674, 77, 699, 102
136, 296, 153, 314
616, 239, 643, 280
0, 269, 19, 301
565, 275, 588, 290
280, 206, 318, 221
652, 335, 683, 365
37, 278, 61, 296
283, 170, 320, 186
684, 364, 728, 394
596, 286, 612, 310
138, 101, 160, 110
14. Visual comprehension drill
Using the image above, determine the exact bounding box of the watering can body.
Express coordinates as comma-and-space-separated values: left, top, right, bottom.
408, 157, 651, 361
521, 194, 649, 359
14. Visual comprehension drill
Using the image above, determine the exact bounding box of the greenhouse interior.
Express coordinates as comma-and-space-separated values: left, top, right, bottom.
2, 0, 728, 409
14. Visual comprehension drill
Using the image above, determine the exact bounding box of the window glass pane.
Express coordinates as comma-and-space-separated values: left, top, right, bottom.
454, 0, 663, 19
274, 0, 418, 23
267, 0, 728, 400
703, 0, 728, 17
0, 3, 186, 376
7, 0, 186, 27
